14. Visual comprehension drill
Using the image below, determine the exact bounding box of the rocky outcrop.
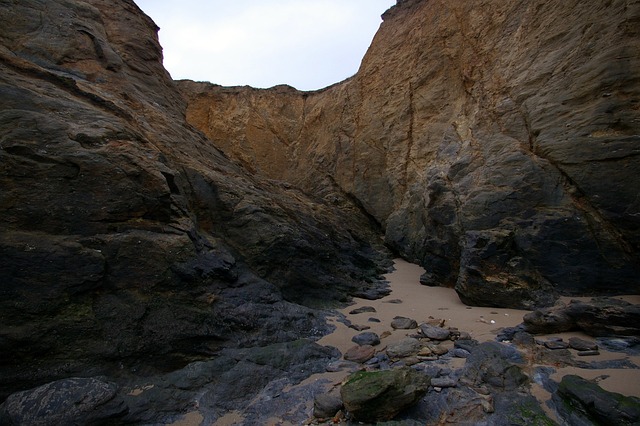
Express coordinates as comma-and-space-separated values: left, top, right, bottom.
0, 0, 390, 407
179, 0, 640, 308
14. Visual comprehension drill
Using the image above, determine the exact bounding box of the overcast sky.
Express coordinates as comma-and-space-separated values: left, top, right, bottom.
135, 0, 396, 91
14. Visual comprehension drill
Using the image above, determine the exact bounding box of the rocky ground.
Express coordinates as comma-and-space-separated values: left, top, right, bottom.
3, 260, 639, 425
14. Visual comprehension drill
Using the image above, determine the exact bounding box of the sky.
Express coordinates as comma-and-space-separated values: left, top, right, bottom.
135, 0, 396, 91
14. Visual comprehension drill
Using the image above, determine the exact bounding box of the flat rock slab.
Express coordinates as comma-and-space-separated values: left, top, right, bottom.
569, 337, 598, 351
387, 338, 423, 359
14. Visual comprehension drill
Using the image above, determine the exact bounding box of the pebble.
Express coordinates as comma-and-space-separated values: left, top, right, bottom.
577, 350, 600, 357
349, 306, 377, 314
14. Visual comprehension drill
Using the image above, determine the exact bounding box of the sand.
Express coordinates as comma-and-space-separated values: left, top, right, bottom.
190, 258, 640, 425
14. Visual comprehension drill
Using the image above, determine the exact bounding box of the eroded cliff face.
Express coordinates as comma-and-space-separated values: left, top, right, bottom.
180, 0, 640, 308
0, 0, 390, 403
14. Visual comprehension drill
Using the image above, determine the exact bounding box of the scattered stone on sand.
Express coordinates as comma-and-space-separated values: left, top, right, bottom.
427, 344, 449, 356
383, 299, 404, 304
391, 316, 418, 330
576, 350, 601, 356
368, 317, 381, 323
386, 338, 423, 359
569, 337, 598, 351
424, 317, 446, 327
352, 332, 380, 346
419, 324, 451, 340
349, 306, 377, 315
380, 331, 392, 339
349, 324, 371, 331
344, 345, 376, 363
340, 367, 430, 423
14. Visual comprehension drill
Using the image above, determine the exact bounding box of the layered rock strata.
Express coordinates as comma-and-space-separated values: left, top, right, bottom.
0, 0, 390, 403
180, 0, 640, 308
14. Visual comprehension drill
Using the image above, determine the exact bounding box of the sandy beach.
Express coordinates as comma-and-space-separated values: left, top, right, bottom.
207, 258, 640, 425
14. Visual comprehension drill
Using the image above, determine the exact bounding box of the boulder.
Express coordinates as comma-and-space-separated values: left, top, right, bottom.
313, 393, 343, 419
340, 367, 430, 423
554, 375, 640, 426
462, 342, 528, 390
0, 378, 126, 425
523, 298, 640, 336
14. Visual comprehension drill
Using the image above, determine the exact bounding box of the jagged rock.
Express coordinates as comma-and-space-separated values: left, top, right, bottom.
352, 332, 380, 346
523, 298, 640, 336
554, 375, 640, 426
340, 367, 430, 423
0, 377, 126, 425
419, 324, 450, 341
391, 316, 418, 330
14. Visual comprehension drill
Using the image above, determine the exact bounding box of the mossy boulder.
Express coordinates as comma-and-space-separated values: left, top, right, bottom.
555, 374, 640, 425
340, 367, 430, 422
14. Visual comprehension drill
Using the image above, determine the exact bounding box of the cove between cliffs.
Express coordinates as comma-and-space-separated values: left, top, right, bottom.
170, 259, 640, 425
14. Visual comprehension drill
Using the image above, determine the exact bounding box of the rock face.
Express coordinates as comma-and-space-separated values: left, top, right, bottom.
180, 0, 640, 308
0, 0, 389, 405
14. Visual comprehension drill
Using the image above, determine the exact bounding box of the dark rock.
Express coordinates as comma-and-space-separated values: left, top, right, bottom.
340, 367, 430, 423
419, 324, 450, 340
352, 332, 380, 346
576, 350, 600, 357
544, 340, 570, 350
569, 337, 598, 351
0, 377, 126, 425
554, 374, 640, 426
391, 316, 418, 330
597, 337, 640, 354
512, 331, 536, 347
344, 345, 376, 363
430, 377, 457, 388
452, 348, 471, 358
523, 298, 640, 337
349, 306, 377, 314
454, 339, 479, 353
349, 324, 371, 331
462, 342, 528, 390
386, 338, 423, 359
313, 393, 343, 419
368, 317, 381, 323
383, 299, 404, 304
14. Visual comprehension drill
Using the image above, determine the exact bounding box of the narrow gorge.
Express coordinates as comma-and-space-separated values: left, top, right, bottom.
0, 0, 639, 424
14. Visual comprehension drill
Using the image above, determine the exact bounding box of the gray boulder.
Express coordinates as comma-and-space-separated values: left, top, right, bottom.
0, 377, 127, 425
420, 324, 450, 340
352, 331, 381, 346
386, 338, 423, 359
391, 316, 418, 329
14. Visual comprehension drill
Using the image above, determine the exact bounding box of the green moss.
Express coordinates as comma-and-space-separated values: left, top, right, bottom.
510, 400, 556, 426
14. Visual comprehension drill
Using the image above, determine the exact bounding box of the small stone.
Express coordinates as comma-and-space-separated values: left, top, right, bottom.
380, 331, 392, 339
453, 348, 471, 358
430, 377, 457, 388
417, 355, 438, 361
391, 316, 418, 330
383, 299, 403, 304
349, 306, 377, 314
428, 344, 449, 356
344, 345, 376, 363
424, 317, 446, 327
349, 324, 371, 331
368, 317, 381, 323
568, 337, 598, 351
576, 350, 600, 356
386, 338, 422, 358
313, 393, 343, 419
352, 332, 380, 346
417, 347, 432, 357
420, 324, 450, 340
544, 340, 570, 350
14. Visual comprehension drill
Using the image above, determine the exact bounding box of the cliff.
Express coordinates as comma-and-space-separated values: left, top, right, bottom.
180, 0, 640, 308
0, 0, 389, 402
